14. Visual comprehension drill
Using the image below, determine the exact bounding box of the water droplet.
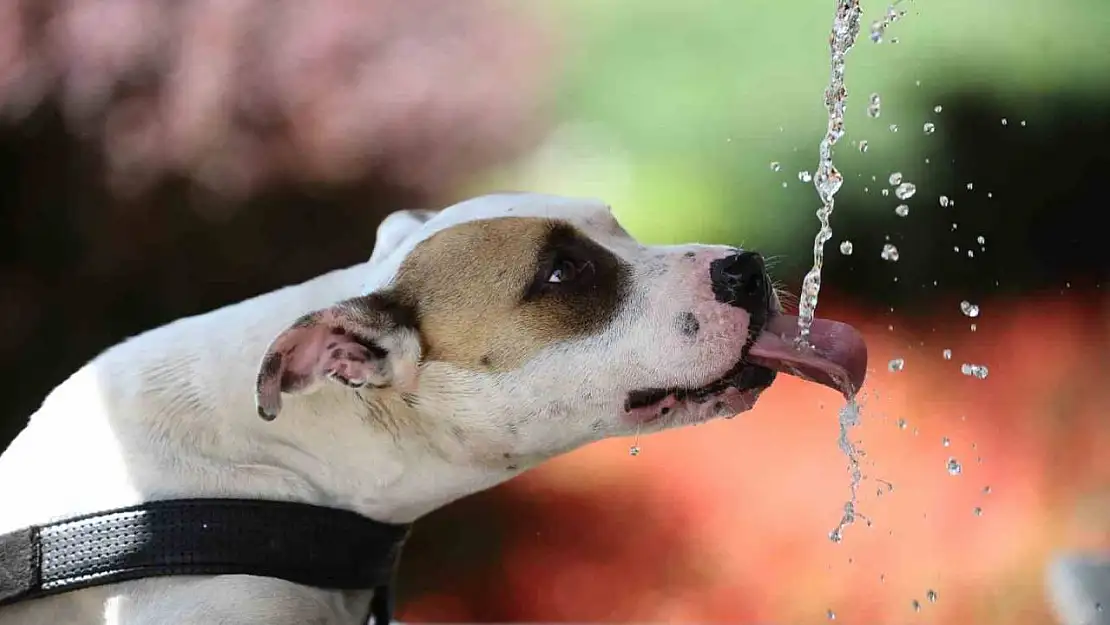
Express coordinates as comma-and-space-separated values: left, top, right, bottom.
934, 105, 943, 113
927, 589, 938, 603
973, 506, 983, 516
888, 124, 899, 133
960, 300, 980, 317
942, 348, 952, 360
961, 363, 989, 379
939, 195, 950, 207
869, 21, 883, 42
1020, 120, 1027, 127
887, 358, 905, 372
912, 599, 922, 612
942, 436, 950, 447
629, 445, 641, 456
923, 122, 936, 135
966, 182, 975, 191
970, 323, 978, 332
946, 457, 962, 475
867, 93, 882, 118
1095, 602, 1103, 612
827, 609, 837, 620
880, 188, 889, 197
880, 243, 900, 262
983, 485, 992, 494
894, 182, 917, 200
976, 235, 986, 245
799, 171, 813, 183
858, 140, 869, 153
1001, 118, 1008, 126
895, 204, 910, 217
839, 240, 854, 255
897, 418, 908, 430
987, 192, 993, 198
888, 172, 903, 185
770, 161, 782, 172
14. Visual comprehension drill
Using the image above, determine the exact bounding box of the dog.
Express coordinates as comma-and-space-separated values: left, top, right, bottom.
0, 193, 866, 625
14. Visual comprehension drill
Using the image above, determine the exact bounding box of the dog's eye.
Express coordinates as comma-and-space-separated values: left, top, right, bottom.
546, 259, 578, 284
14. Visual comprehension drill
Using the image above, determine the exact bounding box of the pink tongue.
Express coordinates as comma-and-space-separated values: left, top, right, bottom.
746, 315, 868, 399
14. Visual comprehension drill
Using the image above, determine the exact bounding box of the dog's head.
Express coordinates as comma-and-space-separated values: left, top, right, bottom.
254, 194, 867, 462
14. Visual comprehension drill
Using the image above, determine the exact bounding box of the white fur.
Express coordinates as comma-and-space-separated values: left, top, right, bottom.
0, 193, 764, 625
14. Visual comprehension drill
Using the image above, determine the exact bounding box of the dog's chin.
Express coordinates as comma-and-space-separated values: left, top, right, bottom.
622, 361, 777, 427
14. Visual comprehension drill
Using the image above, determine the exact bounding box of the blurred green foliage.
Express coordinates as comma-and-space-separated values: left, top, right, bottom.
474, 0, 1110, 258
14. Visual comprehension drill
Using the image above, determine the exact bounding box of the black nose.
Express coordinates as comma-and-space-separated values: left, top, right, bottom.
710, 251, 768, 309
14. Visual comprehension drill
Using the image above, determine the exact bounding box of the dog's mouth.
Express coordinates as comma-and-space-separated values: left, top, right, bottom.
624, 361, 777, 412
624, 313, 868, 413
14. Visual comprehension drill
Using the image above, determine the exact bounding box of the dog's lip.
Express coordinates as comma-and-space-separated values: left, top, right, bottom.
623, 361, 777, 412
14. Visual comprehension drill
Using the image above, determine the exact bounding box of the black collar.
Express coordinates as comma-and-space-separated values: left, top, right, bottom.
0, 498, 411, 624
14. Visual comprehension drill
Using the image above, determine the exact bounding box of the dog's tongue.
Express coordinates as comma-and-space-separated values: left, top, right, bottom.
746, 315, 868, 399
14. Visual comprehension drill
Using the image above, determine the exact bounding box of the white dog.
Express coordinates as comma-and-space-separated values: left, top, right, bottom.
0, 193, 866, 625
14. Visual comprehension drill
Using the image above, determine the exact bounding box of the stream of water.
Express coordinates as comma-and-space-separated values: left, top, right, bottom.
795, 0, 863, 349
798, 0, 867, 543
803, 0, 914, 546
795, 0, 895, 545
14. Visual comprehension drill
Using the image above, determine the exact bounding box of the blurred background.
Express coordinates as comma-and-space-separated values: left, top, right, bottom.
1, 0, 1108, 623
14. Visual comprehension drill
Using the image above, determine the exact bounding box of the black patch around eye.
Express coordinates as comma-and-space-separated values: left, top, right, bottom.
519, 221, 631, 335
523, 223, 603, 300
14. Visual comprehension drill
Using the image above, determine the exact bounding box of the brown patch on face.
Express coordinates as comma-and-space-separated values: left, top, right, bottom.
389, 217, 630, 370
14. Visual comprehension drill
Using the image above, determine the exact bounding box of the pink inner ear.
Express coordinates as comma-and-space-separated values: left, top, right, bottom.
280, 326, 380, 391
256, 307, 396, 420
283, 326, 344, 388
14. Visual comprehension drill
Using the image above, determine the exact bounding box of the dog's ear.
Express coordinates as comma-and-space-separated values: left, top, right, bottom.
369, 209, 438, 265
254, 293, 421, 421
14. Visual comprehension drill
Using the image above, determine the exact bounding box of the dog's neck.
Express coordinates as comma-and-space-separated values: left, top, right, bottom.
0, 262, 524, 531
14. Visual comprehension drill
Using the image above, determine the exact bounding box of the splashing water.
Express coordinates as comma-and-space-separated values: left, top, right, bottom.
796, 0, 863, 349
828, 399, 864, 543
629, 422, 642, 456
946, 457, 963, 475
894, 182, 917, 200
960, 363, 989, 379
881, 243, 900, 262
867, 93, 882, 118
869, 1, 909, 43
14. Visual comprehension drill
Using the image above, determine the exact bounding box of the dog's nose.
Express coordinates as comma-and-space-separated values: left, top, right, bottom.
710, 251, 768, 309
